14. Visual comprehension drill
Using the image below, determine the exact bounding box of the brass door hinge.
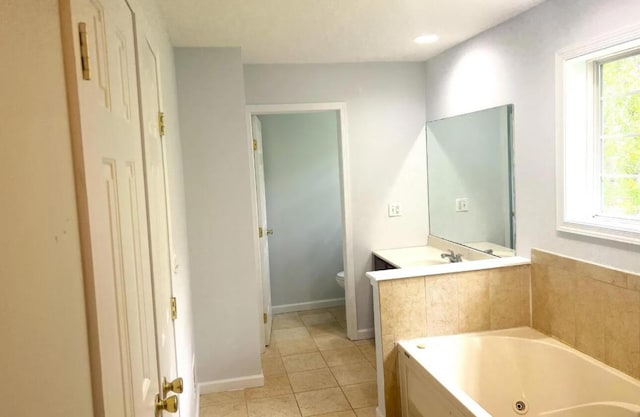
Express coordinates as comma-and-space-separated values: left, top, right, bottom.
258, 227, 263, 238
170, 297, 177, 320
159, 112, 166, 137
78, 22, 90, 80
263, 313, 267, 324
253, 139, 258, 151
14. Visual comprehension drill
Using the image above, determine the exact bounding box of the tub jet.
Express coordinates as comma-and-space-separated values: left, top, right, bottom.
514, 399, 528, 414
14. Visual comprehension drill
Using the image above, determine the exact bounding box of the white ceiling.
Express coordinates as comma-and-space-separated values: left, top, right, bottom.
156, 0, 546, 64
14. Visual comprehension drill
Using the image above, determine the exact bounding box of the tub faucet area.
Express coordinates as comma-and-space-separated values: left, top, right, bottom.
441, 249, 463, 263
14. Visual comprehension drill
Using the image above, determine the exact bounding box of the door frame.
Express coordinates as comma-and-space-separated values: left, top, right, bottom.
245, 102, 357, 342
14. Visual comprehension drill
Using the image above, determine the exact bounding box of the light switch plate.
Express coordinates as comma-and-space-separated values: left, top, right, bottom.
455, 198, 469, 212
388, 203, 402, 217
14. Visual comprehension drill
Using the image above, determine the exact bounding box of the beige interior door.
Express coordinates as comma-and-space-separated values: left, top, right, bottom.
62, 0, 168, 415
252, 115, 273, 345
138, 34, 182, 414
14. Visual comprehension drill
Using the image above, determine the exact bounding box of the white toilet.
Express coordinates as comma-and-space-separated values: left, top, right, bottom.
336, 271, 345, 289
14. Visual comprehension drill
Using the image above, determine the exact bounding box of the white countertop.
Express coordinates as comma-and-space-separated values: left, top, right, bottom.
372, 245, 449, 268
367, 256, 530, 283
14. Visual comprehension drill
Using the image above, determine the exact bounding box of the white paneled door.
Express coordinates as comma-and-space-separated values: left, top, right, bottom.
62, 0, 179, 415
251, 116, 273, 346
138, 33, 182, 416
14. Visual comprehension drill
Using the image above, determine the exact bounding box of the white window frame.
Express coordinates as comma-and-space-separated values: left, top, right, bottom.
556, 26, 640, 245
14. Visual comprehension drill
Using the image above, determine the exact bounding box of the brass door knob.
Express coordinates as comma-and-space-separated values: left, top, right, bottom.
156, 394, 179, 414
163, 376, 184, 395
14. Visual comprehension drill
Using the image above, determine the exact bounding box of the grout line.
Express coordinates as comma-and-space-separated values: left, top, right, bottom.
201, 307, 372, 417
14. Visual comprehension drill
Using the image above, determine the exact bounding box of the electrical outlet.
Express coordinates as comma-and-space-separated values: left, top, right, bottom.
388, 203, 402, 217
455, 198, 469, 212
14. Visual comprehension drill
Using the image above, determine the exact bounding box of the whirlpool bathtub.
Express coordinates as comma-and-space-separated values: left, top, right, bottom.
398, 327, 640, 417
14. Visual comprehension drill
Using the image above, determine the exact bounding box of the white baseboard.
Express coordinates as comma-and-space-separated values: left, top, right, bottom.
198, 374, 264, 395
272, 298, 345, 314
355, 327, 374, 340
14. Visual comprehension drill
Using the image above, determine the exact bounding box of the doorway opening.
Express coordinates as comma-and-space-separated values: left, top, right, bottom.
247, 103, 356, 346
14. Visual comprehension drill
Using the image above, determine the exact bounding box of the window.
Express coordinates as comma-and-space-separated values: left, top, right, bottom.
557, 29, 640, 244
597, 53, 640, 218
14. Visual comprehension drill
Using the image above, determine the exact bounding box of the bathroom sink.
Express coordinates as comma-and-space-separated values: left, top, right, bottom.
372, 246, 460, 268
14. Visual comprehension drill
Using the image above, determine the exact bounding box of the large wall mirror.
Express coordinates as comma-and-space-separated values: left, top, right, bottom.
426, 104, 515, 257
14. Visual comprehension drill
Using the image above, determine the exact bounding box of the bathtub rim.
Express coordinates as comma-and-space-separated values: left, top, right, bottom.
398, 340, 492, 417
398, 326, 640, 416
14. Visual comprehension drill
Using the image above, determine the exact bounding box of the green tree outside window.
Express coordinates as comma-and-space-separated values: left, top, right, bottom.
600, 53, 640, 217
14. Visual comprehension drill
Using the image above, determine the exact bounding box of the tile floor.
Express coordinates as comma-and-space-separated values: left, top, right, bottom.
199, 307, 378, 417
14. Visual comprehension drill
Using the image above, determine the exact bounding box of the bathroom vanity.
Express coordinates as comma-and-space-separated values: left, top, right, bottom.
365, 103, 521, 417
372, 236, 498, 271
366, 255, 531, 417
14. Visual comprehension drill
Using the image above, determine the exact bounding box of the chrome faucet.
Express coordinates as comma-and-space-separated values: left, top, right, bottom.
441, 249, 463, 263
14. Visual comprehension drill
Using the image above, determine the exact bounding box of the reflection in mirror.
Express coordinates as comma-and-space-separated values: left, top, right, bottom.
426, 105, 515, 257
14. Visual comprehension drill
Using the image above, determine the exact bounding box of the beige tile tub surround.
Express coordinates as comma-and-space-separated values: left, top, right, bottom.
531, 249, 640, 379
377, 265, 531, 417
